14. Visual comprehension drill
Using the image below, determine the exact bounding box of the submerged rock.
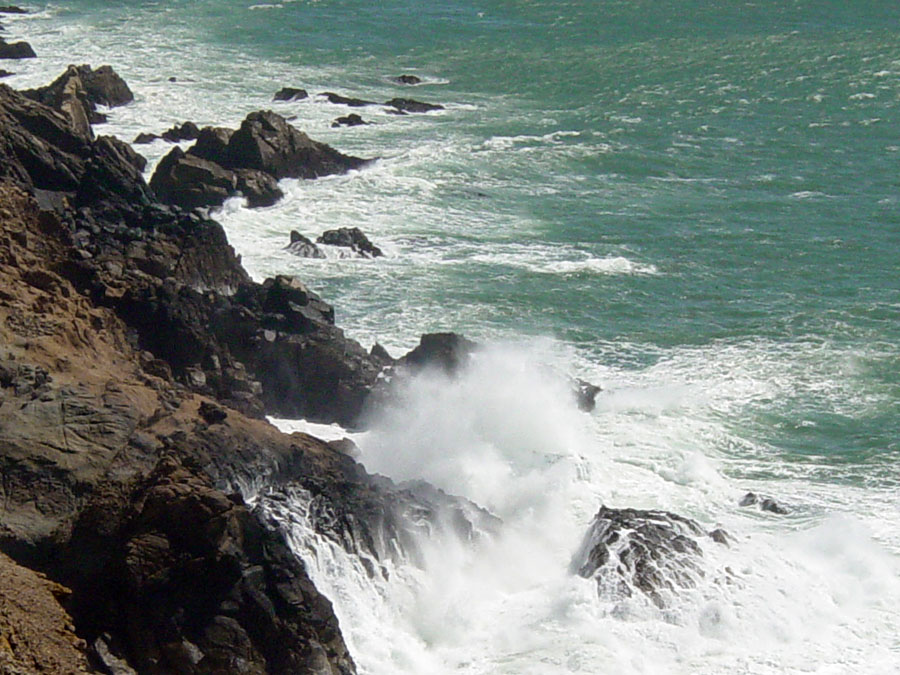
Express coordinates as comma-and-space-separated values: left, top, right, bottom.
132, 131, 159, 144
572, 506, 721, 608
392, 74, 422, 85
317, 226, 383, 258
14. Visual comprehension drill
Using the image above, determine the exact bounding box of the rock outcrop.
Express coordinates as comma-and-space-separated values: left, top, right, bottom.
385, 97, 443, 113
391, 74, 422, 85
285, 230, 325, 258
150, 111, 367, 210
274, 87, 308, 101
571, 506, 727, 608
0, 38, 34, 59
317, 226, 383, 258
332, 113, 368, 128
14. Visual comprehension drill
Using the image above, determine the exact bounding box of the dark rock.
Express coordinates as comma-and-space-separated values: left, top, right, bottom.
320, 92, 377, 107
149, 146, 237, 210
77, 64, 133, 107
573, 377, 601, 412
317, 226, 383, 258
385, 97, 443, 113
331, 113, 368, 128
187, 125, 233, 163
273, 87, 308, 102
132, 131, 159, 144
223, 110, 368, 179
401, 332, 477, 374
161, 120, 200, 142
392, 74, 422, 85
369, 343, 394, 364
0, 69, 13, 78
235, 168, 283, 208
285, 230, 325, 258
199, 400, 228, 424
739, 492, 789, 514
22, 65, 95, 140
0, 39, 34, 59
572, 506, 707, 608
76, 135, 153, 212
0, 6, 28, 13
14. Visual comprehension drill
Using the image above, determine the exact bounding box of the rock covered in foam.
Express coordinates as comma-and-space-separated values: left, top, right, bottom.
572, 505, 728, 608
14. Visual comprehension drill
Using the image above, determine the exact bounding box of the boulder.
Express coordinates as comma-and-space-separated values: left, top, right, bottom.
320, 91, 377, 107
273, 87, 308, 101
317, 226, 383, 258
149, 146, 237, 210
401, 332, 476, 374
0, 6, 27, 13
0, 38, 34, 59
392, 74, 422, 85
285, 230, 325, 258
188, 125, 233, 163
332, 113, 368, 128
223, 110, 368, 179
235, 168, 283, 208
161, 120, 200, 142
385, 97, 443, 113
571, 506, 725, 608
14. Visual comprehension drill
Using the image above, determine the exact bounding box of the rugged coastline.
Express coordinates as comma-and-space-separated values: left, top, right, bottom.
0, 8, 736, 674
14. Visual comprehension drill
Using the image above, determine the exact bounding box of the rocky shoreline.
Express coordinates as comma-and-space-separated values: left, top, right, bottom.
0, 7, 743, 674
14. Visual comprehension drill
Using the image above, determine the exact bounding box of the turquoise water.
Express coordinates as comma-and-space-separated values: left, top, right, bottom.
7, 1, 900, 671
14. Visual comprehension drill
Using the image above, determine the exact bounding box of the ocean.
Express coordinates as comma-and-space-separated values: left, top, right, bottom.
5, 1, 899, 672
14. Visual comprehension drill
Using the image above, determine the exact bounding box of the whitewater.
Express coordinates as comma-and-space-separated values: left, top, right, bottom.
5, 1, 899, 672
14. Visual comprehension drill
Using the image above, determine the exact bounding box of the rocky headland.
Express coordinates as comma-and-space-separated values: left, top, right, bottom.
0, 14, 733, 673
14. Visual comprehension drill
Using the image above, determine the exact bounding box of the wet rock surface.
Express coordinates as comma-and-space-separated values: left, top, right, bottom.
317, 226, 383, 258
572, 506, 727, 608
739, 492, 789, 514
385, 97, 443, 113
273, 86, 308, 101
332, 113, 368, 128
285, 230, 325, 258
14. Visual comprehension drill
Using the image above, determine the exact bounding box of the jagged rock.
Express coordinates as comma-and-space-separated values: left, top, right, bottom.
739, 492, 789, 515
273, 87, 308, 101
392, 74, 422, 85
188, 125, 233, 163
161, 120, 200, 142
331, 113, 368, 128
369, 343, 394, 365
150, 146, 237, 210
385, 97, 443, 113
223, 110, 368, 179
61, 458, 357, 674
76, 135, 153, 213
0, 39, 34, 59
571, 506, 709, 608
199, 400, 228, 424
285, 230, 325, 258
320, 92, 376, 107
317, 226, 383, 258
132, 131, 159, 144
235, 168, 283, 208
76, 64, 133, 107
402, 332, 477, 374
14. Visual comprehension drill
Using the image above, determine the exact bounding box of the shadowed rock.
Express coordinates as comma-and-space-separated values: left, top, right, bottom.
0, 38, 34, 59
320, 92, 377, 107
391, 74, 422, 85
332, 113, 368, 128
161, 120, 200, 142
149, 146, 236, 210
739, 492, 789, 515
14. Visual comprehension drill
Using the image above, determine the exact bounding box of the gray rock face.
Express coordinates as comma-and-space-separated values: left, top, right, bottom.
572, 506, 727, 608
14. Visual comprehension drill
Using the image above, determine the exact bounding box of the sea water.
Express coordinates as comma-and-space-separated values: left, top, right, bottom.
5, 1, 899, 672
